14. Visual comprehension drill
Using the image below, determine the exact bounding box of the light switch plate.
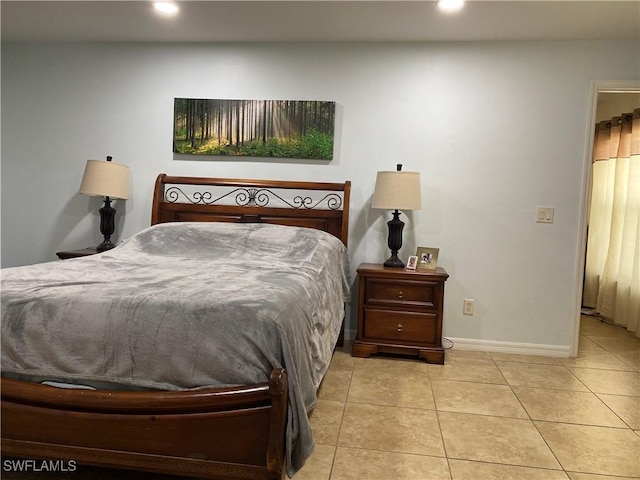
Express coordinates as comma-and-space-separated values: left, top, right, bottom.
536, 206, 554, 223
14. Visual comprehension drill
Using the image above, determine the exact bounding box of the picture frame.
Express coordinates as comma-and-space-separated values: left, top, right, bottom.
415, 247, 439, 271
406, 255, 418, 270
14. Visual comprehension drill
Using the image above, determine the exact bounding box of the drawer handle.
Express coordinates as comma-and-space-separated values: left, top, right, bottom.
396, 323, 404, 332
397, 291, 404, 299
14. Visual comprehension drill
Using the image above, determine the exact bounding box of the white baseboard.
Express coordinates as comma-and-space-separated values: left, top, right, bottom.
446, 337, 571, 358
343, 332, 570, 358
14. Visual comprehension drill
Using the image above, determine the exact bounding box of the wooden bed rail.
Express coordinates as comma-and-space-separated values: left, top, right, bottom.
1, 369, 288, 480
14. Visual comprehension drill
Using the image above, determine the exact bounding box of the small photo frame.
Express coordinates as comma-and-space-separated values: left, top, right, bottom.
406, 255, 418, 270
416, 247, 439, 271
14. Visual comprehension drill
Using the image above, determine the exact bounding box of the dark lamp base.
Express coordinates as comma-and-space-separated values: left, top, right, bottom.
383, 254, 405, 268
383, 209, 406, 268
97, 240, 116, 252
98, 196, 117, 253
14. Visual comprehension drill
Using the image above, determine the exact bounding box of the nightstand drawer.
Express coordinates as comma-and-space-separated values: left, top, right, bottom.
363, 309, 438, 344
365, 278, 438, 308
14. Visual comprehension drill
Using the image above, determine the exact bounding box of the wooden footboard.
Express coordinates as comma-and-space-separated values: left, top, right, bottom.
1, 369, 288, 480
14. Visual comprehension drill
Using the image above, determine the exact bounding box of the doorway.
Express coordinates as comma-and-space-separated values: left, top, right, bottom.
573, 81, 640, 356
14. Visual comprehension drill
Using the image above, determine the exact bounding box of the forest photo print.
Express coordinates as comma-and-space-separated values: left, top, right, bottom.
173, 98, 336, 160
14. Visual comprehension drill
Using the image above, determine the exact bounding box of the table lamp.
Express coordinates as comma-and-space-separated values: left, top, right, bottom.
79, 156, 130, 252
371, 164, 422, 268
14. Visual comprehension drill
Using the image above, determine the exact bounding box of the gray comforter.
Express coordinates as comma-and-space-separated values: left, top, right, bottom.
1, 222, 351, 476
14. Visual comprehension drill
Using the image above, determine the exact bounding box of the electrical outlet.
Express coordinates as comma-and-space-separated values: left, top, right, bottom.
463, 298, 475, 315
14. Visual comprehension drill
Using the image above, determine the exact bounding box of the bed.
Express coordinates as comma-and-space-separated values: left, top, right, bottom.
1, 174, 352, 480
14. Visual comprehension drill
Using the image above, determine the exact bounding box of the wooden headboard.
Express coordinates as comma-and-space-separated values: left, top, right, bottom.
151, 174, 351, 246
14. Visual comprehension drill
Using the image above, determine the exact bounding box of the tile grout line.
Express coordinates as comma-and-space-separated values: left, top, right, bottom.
326, 352, 354, 480
426, 359, 455, 480
592, 391, 639, 431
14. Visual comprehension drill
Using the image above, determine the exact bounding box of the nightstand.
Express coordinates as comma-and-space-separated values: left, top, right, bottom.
352, 263, 449, 364
56, 247, 99, 260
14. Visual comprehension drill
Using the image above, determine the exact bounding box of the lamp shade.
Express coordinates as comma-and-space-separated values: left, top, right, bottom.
371, 170, 422, 211
79, 159, 129, 199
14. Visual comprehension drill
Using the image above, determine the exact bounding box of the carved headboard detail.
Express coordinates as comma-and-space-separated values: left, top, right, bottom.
151, 174, 351, 246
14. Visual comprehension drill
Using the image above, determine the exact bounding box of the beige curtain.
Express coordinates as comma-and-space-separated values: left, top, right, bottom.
583, 108, 640, 336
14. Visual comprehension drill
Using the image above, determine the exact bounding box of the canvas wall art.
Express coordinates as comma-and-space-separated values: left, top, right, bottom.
173, 98, 336, 160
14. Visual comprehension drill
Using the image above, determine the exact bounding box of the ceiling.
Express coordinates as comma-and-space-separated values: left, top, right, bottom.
1, 0, 639, 43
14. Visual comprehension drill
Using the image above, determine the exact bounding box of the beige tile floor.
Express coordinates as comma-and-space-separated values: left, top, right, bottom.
298, 315, 640, 480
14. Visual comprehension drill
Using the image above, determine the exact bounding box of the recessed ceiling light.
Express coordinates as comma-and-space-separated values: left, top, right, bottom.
438, 0, 464, 13
153, 1, 179, 16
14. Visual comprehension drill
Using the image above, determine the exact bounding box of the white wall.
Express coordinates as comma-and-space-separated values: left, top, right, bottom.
2, 40, 638, 350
